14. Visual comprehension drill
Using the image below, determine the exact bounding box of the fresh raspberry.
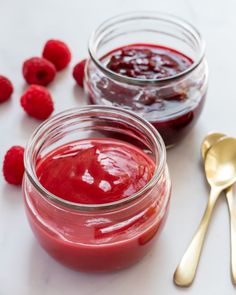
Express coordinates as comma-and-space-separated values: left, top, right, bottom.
42, 39, 71, 71
3, 146, 25, 185
23, 57, 56, 86
0, 75, 13, 102
20, 85, 54, 120
72, 59, 86, 88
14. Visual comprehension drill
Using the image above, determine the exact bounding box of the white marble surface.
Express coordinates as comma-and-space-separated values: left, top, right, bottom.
0, 0, 236, 294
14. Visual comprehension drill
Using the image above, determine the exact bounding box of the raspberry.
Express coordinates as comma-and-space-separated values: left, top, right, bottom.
23, 57, 56, 86
0, 75, 13, 102
3, 146, 25, 185
42, 39, 71, 71
73, 59, 86, 88
20, 85, 54, 120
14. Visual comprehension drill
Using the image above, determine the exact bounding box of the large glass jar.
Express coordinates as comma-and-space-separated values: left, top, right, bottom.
23, 106, 171, 272
84, 12, 208, 148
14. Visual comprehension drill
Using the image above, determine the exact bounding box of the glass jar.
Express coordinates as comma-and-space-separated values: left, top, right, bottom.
23, 106, 171, 272
84, 12, 208, 148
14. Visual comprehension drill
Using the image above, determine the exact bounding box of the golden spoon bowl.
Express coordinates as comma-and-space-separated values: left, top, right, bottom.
201, 132, 226, 160
205, 137, 236, 187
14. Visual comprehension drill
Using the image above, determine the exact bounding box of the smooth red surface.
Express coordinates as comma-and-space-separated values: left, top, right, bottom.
25, 138, 169, 271
36, 138, 155, 204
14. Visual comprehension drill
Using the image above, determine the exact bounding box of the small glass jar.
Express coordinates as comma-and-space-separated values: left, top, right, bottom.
85, 12, 208, 148
23, 106, 171, 272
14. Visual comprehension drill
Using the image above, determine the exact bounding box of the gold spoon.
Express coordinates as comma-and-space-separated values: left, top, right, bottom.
202, 133, 236, 284
201, 132, 226, 160
174, 137, 236, 287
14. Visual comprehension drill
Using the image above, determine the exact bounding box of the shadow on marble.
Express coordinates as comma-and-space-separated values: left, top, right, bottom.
53, 68, 69, 86
19, 83, 28, 94
73, 84, 87, 105
167, 126, 201, 163
1, 183, 23, 208
18, 115, 40, 139
0, 98, 13, 114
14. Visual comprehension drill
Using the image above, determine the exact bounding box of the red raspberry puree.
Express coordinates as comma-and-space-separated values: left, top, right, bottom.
26, 138, 169, 271
37, 138, 155, 204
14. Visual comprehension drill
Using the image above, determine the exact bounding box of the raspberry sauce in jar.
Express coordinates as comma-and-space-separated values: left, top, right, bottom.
105, 44, 192, 80
85, 12, 208, 147
23, 106, 171, 272
36, 138, 155, 205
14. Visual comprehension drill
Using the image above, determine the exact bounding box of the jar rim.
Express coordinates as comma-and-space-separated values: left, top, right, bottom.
24, 106, 166, 212
88, 11, 205, 86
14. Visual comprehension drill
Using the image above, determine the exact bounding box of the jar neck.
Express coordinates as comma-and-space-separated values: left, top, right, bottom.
88, 11, 205, 86
24, 106, 166, 212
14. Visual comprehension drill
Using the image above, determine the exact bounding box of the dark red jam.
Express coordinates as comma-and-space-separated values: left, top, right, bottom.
87, 44, 206, 147
105, 44, 192, 79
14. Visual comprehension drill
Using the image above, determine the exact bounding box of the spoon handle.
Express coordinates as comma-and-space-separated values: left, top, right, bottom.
226, 186, 236, 284
174, 187, 221, 287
